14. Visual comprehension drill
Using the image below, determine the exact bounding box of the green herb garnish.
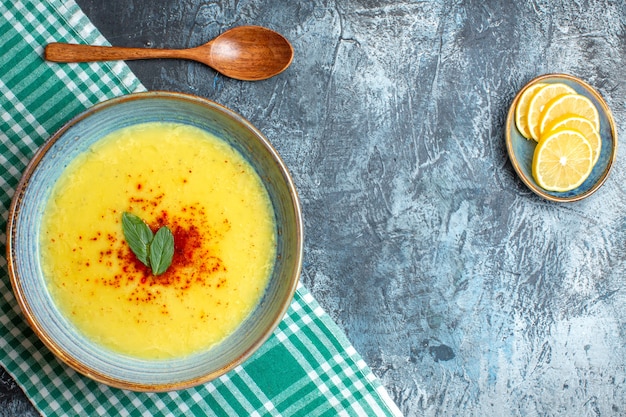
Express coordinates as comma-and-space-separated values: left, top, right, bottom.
122, 212, 174, 275
121, 212, 153, 267
150, 226, 175, 275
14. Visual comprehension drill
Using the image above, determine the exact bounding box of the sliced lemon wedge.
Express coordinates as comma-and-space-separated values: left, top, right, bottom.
532, 129, 594, 192
541, 115, 601, 166
515, 83, 546, 139
538, 93, 600, 137
527, 83, 576, 141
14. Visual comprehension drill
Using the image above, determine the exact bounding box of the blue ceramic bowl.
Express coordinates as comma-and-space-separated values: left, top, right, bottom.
506, 74, 617, 202
6, 92, 303, 391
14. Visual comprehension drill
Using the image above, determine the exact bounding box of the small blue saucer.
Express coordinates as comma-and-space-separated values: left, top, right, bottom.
505, 73, 617, 202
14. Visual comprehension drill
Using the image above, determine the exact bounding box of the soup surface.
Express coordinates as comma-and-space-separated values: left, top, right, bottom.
40, 122, 276, 359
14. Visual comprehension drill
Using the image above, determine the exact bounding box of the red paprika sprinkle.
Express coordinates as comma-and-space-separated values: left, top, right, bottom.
93, 189, 229, 308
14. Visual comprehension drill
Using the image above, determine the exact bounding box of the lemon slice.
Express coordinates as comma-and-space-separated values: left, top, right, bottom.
541, 115, 602, 166
532, 129, 593, 192
515, 83, 546, 139
527, 83, 576, 141
538, 93, 599, 136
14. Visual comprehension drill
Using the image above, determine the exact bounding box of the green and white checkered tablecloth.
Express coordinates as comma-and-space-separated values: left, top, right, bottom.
0, 1, 402, 415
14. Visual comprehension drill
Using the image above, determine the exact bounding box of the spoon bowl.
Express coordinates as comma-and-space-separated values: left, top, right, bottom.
45, 26, 293, 81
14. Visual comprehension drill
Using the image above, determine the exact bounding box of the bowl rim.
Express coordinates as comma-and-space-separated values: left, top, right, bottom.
505, 73, 618, 202
6, 91, 304, 391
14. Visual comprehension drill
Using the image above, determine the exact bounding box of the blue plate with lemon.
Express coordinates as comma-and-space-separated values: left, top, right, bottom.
505, 73, 617, 202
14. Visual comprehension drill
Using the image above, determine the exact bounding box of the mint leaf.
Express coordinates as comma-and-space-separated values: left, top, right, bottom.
121, 212, 175, 275
121, 212, 153, 267
150, 226, 174, 276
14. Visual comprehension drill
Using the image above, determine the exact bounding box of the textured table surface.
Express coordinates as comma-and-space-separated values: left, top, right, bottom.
3, 1, 626, 416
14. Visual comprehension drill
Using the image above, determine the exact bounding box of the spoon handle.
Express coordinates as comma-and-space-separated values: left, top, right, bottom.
45, 43, 196, 63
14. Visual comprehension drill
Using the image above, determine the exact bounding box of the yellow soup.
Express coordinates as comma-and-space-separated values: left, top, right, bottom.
40, 122, 276, 359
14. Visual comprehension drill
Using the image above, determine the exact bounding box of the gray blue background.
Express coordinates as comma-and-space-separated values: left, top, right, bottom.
3, 1, 626, 416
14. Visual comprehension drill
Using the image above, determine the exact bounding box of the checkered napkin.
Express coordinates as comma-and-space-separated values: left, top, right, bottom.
0, 1, 401, 416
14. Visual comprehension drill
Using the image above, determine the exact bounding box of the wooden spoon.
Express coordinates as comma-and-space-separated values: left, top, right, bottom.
45, 26, 294, 81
